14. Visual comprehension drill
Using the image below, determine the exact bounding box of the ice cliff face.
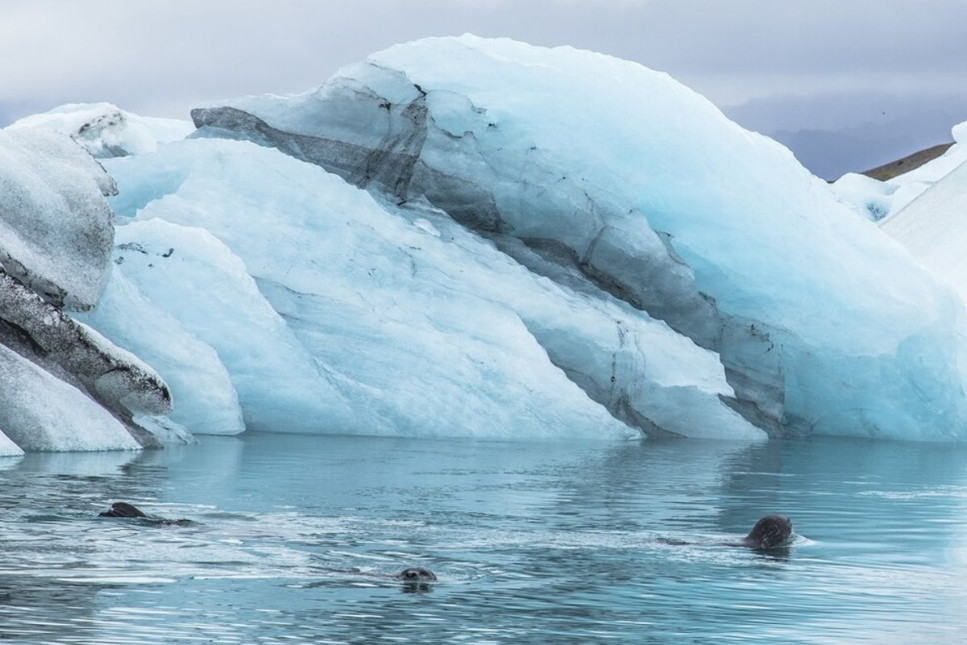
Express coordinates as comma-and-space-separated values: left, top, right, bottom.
0, 129, 175, 455
188, 35, 967, 440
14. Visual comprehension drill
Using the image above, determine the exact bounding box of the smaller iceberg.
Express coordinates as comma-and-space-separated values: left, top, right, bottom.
875, 120, 967, 303
832, 121, 967, 222
6, 102, 193, 159
0, 127, 177, 452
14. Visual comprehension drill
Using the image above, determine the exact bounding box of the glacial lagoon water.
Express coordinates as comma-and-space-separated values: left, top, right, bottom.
2, 433, 967, 643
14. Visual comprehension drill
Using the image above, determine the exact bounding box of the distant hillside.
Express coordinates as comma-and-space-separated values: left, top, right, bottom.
860, 142, 953, 181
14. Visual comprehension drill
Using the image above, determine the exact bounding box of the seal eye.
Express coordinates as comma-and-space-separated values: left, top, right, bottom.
404, 571, 417, 579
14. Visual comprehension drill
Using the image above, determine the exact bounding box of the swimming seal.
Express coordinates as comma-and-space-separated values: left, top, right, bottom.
395, 567, 437, 592
395, 567, 437, 582
736, 514, 793, 549
99, 502, 147, 518
98, 502, 192, 526
657, 514, 794, 549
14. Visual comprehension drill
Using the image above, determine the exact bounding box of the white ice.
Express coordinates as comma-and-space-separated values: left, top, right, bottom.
0, 428, 24, 457
0, 128, 115, 310
0, 124, 177, 452
7, 102, 193, 158
108, 218, 366, 435
0, 343, 141, 452
833, 120, 967, 221
880, 152, 967, 304
833, 119, 967, 320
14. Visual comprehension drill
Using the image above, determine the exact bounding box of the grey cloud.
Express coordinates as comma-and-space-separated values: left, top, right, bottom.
3, 0, 965, 116
728, 90, 967, 178
2, 0, 965, 176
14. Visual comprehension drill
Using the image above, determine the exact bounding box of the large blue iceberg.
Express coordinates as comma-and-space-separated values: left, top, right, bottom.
6, 35, 967, 448
185, 35, 967, 440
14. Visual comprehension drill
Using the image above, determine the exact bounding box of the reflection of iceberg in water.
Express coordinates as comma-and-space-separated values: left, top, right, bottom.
551, 440, 756, 532
148, 436, 247, 507
503, 437, 967, 643
0, 453, 22, 471
0, 578, 113, 642
717, 439, 967, 554
16, 449, 141, 477
716, 439, 967, 642
0, 449, 168, 641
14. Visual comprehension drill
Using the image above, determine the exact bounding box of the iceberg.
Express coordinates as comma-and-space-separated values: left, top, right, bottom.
833, 121, 967, 221
7, 37, 967, 445
0, 128, 176, 452
877, 123, 967, 303
185, 35, 967, 440
832, 119, 967, 315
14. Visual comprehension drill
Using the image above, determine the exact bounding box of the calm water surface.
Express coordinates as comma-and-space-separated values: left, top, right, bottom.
1, 433, 967, 643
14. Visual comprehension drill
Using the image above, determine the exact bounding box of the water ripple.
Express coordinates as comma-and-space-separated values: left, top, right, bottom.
1, 434, 966, 643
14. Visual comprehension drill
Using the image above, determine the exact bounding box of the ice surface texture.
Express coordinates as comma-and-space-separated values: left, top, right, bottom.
100, 137, 760, 440
8, 102, 193, 159
107, 217, 355, 435
0, 343, 140, 452
0, 128, 116, 310
75, 265, 244, 436
189, 35, 967, 440
6, 37, 962, 445
0, 129, 174, 453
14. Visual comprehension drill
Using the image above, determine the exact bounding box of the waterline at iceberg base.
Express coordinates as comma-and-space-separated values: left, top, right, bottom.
5, 35, 967, 451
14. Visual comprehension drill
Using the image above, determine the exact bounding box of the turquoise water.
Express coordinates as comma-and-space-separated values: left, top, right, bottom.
2, 433, 967, 643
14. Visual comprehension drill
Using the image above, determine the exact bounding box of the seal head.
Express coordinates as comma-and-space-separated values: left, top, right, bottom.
98, 501, 193, 527
395, 567, 437, 582
99, 502, 147, 518
742, 514, 793, 549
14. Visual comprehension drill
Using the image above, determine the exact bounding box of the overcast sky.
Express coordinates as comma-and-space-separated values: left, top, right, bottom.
2, 0, 966, 177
